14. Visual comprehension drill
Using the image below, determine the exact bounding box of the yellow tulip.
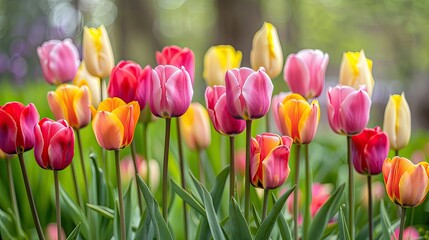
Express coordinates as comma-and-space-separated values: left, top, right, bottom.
203, 45, 242, 86
383, 93, 411, 151
339, 50, 375, 97
179, 102, 211, 151
250, 22, 283, 78
73, 61, 106, 107
83, 25, 114, 79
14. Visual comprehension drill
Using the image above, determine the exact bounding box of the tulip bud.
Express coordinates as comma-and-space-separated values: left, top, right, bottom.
73, 61, 106, 107
46, 223, 66, 240
83, 25, 115, 79
250, 22, 283, 78
383, 93, 411, 151
156, 46, 195, 83
203, 45, 242, 86
339, 50, 374, 97
179, 102, 211, 151
392, 226, 420, 240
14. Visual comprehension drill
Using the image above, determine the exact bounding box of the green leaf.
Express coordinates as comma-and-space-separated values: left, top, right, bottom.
338, 206, 350, 240
137, 175, 173, 240
66, 223, 81, 240
0, 209, 13, 240
271, 193, 292, 240
171, 179, 206, 216
87, 204, 114, 219
380, 200, 395, 240
255, 186, 295, 240
251, 204, 261, 228
229, 197, 252, 240
60, 186, 89, 238
114, 200, 120, 240
308, 183, 345, 240
199, 181, 226, 240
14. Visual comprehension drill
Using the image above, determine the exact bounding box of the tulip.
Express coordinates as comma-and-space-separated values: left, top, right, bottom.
0, 102, 39, 154
275, 93, 320, 144
46, 223, 66, 240
179, 102, 211, 151
225, 67, 273, 120
156, 45, 195, 83
34, 118, 75, 170
351, 127, 389, 175
90, 98, 140, 150
205, 86, 245, 135
37, 39, 80, 85
392, 227, 420, 240
150, 65, 193, 118
284, 49, 329, 99
47, 84, 91, 130
339, 50, 374, 97
250, 22, 283, 78
73, 62, 105, 107
83, 25, 115, 79
250, 133, 292, 189
383, 93, 411, 151
327, 85, 371, 135
383, 156, 429, 207
203, 45, 242, 86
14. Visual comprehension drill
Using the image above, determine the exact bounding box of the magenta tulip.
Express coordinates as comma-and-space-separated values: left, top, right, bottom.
37, 39, 80, 85
0, 102, 40, 154
156, 46, 195, 83
136, 65, 152, 109
351, 127, 389, 175
250, 133, 292, 189
205, 86, 245, 135
34, 118, 75, 170
108, 61, 141, 103
327, 85, 371, 135
150, 65, 193, 118
284, 49, 329, 99
225, 67, 273, 120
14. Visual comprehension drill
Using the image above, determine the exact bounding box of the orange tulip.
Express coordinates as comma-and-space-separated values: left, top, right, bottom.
382, 156, 429, 207
90, 98, 140, 150
179, 102, 211, 151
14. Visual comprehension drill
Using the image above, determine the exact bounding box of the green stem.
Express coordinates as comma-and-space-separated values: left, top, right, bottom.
294, 144, 301, 240
142, 122, 150, 186
176, 118, 188, 239
6, 158, 22, 233
54, 171, 61, 240
198, 149, 206, 186
99, 77, 104, 102
131, 140, 144, 215
99, 77, 108, 181
162, 118, 172, 222
347, 136, 355, 239
244, 120, 252, 221
18, 153, 45, 240
229, 136, 235, 198
399, 207, 406, 240
262, 189, 269, 220
409, 208, 415, 227
395, 149, 399, 157
70, 161, 83, 209
303, 144, 311, 240
367, 175, 373, 240
75, 129, 89, 203
115, 150, 126, 240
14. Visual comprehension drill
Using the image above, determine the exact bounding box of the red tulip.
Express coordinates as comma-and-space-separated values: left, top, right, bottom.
0, 102, 39, 154
156, 45, 195, 83
34, 118, 75, 170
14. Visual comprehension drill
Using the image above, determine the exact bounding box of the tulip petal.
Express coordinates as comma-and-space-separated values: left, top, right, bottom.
33, 123, 46, 168
98, 97, 126, 112
257, 133, 282, 160
214, 94, 245, 135
92, 111, 124, 150
284, 54, 310, 97
73, 85, 91, 129
20, 103, 40, 151
250, 138, 262, 187
363, 133, 389, 175
47, 91, 68, 121
164, 67, 193, 117
398, 165, 429, 207
298, 100, 320, 144
261, 146, 290, 189
48, 127, 75, 170
339, 89, 371, 135
225, 69, 244, 119
0, 109, 18, 154
241, 70, 273, 119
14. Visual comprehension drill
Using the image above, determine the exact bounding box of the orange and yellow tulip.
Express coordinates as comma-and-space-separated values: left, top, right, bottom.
90, 98, 140, 150
179, 102, 211, 151
382, 156, 429, 208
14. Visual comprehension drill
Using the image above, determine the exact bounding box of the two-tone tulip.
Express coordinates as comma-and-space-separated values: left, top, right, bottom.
205, 86, 245, 135
275, 93, 320, 144
203, 45, 242, 86
34, 118, 74, 170
0, 102, 39, 154
339, 50, 375, 97
327, 85, 371, 135
250, 133, 292, 189
179, 102, 211, 151
250, 22, 283, 78
284, 49, 329, 99
225, 67, 273, 120
150, 65, 193, 118
156, 46, 195, 83
383, 156, 429, 207
37, 39, 80, 85
73, 62, 105, 107
383, 93, 411, 151
351, 127, 389, 175
47, 84, 91, 130
90, 98, 140, 150
83, 25, 115, 79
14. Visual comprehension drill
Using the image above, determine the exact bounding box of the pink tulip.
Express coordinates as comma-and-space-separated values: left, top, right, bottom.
156, 46, 195, 83
150, 65, 193, 118
225, 67, 273, 120
37, 39, 80, 85
351, 127, 389, 175
284, 49, 329, 99
136, 65, 152, 109
46, 223, 66, 240
34, 118, 75, 170
250, 133, 292, 189
392, 226, 420, 240
0, 102, 39, 154
327, 85, 371, 135
205, 86, 245, 135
